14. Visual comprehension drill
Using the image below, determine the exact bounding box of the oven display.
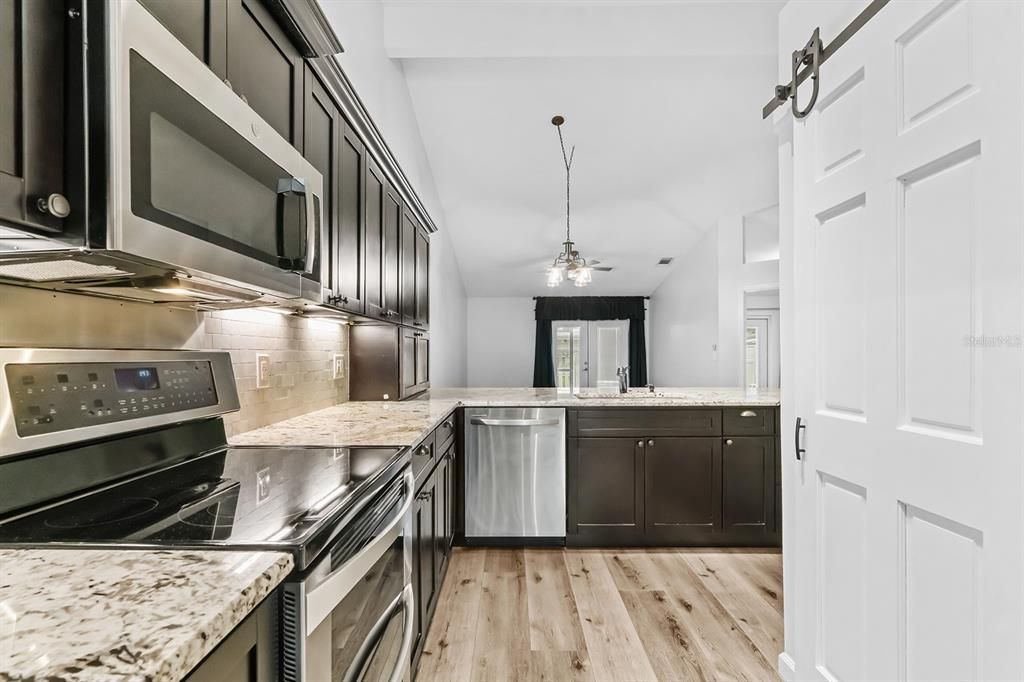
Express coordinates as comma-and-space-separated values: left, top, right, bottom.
115, 367, 160, 391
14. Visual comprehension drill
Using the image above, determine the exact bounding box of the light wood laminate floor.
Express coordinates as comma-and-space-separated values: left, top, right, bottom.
416, 547, 783, 682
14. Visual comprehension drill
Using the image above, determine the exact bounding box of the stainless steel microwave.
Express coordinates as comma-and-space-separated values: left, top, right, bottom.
0, 0, 325, 307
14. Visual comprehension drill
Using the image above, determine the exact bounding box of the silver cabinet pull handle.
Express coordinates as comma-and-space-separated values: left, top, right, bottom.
740, 410, 758, 418
442, 419, 454, 429
470, 417, 560, 427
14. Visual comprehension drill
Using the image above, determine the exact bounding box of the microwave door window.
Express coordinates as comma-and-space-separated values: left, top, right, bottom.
149, 113, 277, 252
129, 51, 308, 271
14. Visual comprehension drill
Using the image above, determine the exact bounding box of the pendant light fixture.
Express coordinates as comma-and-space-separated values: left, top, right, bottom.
546, 115, 592, 288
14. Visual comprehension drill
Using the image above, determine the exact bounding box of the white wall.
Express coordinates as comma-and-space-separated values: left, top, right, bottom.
649, 229, 720, 385
320, 1, 468, 386
466, 297, 535, 386
650, 208, 779, 387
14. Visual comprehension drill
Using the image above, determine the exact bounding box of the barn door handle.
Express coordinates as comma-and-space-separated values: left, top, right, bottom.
794, 417, 806, 460
790, 28, 822, 119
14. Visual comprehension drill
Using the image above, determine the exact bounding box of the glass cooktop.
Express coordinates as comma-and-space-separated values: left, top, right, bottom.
0, 445, 406, 552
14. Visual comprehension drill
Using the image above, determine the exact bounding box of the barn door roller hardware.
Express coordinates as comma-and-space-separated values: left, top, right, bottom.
762, 0, 890, 119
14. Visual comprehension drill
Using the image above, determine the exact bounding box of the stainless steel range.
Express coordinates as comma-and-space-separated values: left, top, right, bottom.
0, 348, 413, 682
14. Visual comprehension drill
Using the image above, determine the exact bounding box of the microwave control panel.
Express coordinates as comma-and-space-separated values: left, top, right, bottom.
5, 361, 219, 438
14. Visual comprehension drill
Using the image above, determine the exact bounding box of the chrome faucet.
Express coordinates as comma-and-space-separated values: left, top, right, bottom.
616, 366, 630, 394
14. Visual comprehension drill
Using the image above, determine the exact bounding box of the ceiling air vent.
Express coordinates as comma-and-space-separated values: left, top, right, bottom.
593, 266, 613, 272
657, 257, 674, 266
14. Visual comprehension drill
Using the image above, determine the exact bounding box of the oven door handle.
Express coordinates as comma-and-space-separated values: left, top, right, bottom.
276, 176, 317, 275
304, 470, 413, 634
342, 583, 415, 682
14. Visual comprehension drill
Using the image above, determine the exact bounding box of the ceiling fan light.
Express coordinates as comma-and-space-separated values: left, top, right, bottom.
546, 266, 563, 287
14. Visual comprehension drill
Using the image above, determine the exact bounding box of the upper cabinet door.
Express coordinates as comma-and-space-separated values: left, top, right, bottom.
301, 65, 339, 302
138, 0, 216, 64
381, 185, 402, 321
413, 222, 430, 329
222, 0, 301, 145
400, 209, 416, 326
334, 124, 365, 313
0, 0, 84, 237
363, 160, 386, 319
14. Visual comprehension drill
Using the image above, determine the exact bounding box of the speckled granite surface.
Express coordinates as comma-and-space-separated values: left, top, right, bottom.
0, 549, 292, 682
230, 387, 780, 448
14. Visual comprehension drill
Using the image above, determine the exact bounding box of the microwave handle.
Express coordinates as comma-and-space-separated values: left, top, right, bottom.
342, 583, 415, 682
277, 177, 317, 275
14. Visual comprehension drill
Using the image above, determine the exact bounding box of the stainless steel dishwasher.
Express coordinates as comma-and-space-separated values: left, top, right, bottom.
464, 407, 566, 543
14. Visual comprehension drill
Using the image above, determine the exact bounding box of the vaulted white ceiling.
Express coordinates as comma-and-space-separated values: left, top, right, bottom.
381, 0, 783, 297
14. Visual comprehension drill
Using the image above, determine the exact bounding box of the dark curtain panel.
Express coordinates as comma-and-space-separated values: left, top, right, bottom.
532, 296, 647, 388
628, 319, 648, 387
533, 320, 555, 387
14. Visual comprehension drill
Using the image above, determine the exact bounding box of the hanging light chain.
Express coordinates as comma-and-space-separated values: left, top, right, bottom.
556, 123, 575, 244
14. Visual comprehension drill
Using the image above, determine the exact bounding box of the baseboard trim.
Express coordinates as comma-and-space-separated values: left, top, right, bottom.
778, 652, 796, 682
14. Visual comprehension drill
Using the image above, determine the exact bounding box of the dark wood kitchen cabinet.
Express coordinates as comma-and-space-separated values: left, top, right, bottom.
400, 210, 416, 326
414, 220, 430, 329
222, 0, 302, 145
644, 437, 722, 544
333, 123, 366, 313
410, 417, 457, 672
140, 0, 301, 145
0, 0, 86, 238
363, 160, 387, 318
301, 65, 340, 299
382, 186, 403, 322
567, 438, 644, 545
568, 407, 780, 547
184, 594, 277, 681
349, 324, 429, 400
722, 436, 776, 541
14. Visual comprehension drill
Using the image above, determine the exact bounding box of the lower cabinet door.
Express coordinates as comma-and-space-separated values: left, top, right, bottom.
568, 438, 644, 545
411, 479, 435, 665
722, 436, 777, 543
644, 437, 722, 544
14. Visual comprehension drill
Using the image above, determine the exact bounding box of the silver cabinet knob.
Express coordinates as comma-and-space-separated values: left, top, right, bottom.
637, 440, 644, 448
37, 193, 71, 218
647, 439, 655, 447
725, 439, 734, 446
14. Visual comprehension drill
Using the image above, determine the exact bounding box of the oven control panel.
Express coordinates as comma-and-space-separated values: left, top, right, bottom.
5, 360, 219, 437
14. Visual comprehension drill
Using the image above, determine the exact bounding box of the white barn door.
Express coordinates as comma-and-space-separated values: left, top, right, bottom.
784, 0, 1023, 679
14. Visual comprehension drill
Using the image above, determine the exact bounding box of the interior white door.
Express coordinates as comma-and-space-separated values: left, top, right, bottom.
785, 1, 1023, 680
552, 321, 586, 391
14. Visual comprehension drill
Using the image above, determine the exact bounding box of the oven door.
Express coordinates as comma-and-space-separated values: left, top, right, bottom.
108, 1, 324, 304
283, 469, 414, 682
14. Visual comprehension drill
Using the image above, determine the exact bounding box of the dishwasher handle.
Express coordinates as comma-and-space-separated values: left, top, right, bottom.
469, 417, 561, 427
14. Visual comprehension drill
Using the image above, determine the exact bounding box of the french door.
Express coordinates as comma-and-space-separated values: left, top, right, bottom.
552, 320, 628, 390
784, 0, 1023, 680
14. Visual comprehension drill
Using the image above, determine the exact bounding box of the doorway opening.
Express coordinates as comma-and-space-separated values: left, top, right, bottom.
744, 289, 780, 390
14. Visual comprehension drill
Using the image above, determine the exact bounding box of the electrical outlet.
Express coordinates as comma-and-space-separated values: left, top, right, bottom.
256, 354, 271, 389
333, 353, 345, 380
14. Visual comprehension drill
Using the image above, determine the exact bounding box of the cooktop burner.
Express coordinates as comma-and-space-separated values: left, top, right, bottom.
43, 497, 160, 529
0, 445, 406, 553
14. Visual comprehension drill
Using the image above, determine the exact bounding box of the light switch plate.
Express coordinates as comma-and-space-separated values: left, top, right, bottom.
256, 467, 271, 504
256, 354, 271, 389
333, 353, 345, 380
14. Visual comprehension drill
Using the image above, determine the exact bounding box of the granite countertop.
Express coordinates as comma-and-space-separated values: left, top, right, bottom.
0, 549, 292, 682
230, 387, 780, 448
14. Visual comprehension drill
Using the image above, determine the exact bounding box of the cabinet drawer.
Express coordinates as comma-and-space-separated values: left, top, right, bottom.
412, 432, 435, 488
722, 407, 776, 435
434, 411, 456, 454
572, 408, 721, 437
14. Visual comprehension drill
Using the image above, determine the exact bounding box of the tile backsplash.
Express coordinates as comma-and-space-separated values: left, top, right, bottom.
0, 284, 348, 437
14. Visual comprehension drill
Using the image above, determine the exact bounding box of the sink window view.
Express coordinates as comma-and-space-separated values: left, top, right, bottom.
0, 1, 1018, 681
